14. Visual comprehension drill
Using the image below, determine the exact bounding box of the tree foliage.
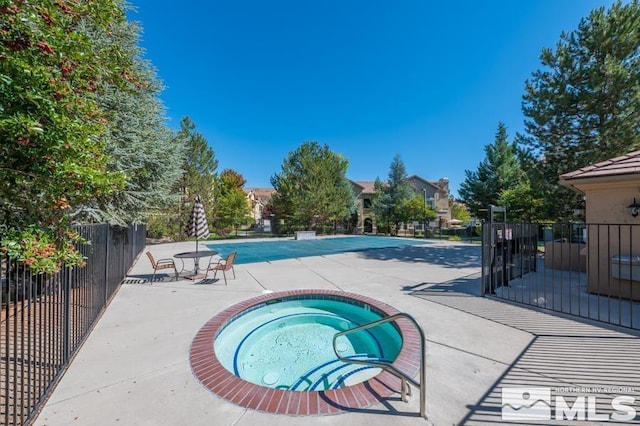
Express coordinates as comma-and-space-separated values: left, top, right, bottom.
175, 116, 218, 233
497, 180, 545, 222
401, 195, 437, 226
459, 123, 525, 220
519, 0, 640, 219
450, 199, 471, 223
218, 169, 246, 194
270, 141, 354, 230
372, 154, 414, 234
0, 0, 140, 272
216, 169, 250, 231
146, 116, 217, 239
75, 10, 184, 225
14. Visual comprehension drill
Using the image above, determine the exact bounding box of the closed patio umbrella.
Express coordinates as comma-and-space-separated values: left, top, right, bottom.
184, 195, 210, 253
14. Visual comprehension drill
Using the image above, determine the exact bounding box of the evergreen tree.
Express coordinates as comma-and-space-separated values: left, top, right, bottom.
270, 141, 354, 231
372, 178, 390, 233
76, 15, 184, 225
177, 116, 218, 229
459, 123, 524, 220
519, 0, 640, 219
372, 154, 414, 235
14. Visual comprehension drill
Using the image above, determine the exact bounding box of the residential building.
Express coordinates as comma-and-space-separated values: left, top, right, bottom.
245, 176, 451, 234
407, 175, 451, 227
245, 188, 275, 225
350, 181, 377, 233
351, 176, 451, 234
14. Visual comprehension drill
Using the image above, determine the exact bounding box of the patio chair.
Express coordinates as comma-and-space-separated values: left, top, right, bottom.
146, 251, 179, 283
203, 251, 237, 285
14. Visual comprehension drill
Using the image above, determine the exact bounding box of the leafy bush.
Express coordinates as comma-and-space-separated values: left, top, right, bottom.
1, 227, 86, 274
376, 224, 390, 235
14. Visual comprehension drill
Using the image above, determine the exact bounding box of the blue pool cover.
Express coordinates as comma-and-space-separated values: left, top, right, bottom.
205, 236, 426, 265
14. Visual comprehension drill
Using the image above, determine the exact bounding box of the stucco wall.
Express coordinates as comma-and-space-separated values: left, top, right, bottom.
575, 179, 640, 301
544, 242, 587, 272
584, 181, 640, 224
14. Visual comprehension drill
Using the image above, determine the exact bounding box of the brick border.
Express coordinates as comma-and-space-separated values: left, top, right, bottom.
190, 289, 422, 416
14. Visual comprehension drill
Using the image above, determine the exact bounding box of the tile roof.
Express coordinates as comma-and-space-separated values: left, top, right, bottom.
407, 175, 449, 192
560, 150, 640, 181
351, 180, 377, 193
245, 188, 275, 203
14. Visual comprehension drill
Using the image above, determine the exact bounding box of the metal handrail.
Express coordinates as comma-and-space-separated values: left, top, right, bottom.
332, 312, 427, 420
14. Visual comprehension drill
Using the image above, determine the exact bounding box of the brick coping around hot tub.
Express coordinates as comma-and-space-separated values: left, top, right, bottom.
189, 289, 422, 416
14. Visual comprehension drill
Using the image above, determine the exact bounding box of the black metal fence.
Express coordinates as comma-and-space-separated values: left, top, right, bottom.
0, 223, 146, 425
482, 222, 640, 330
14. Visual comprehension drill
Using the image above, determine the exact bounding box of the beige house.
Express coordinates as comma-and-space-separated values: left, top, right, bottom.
246, 176, 451, 234
559, 150, 640, 300
408, 175, 451, 226
245, 188, 275, 225
350, 176, 451, 234
350, 181, 377, 233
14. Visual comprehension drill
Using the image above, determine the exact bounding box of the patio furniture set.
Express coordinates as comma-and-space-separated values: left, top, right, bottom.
145, 250, 237, 284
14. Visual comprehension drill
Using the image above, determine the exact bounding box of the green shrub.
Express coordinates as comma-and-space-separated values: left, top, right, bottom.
376, 224, 390, 235
1, 227, 86, 274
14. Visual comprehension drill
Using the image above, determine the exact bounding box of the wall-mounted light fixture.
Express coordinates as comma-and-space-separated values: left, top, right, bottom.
629, 197, 640, 218
573, 197, 586, 221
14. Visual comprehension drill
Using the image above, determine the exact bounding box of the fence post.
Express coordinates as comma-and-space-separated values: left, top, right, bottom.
63, 268, 71, 362
132, 224, 137, 266
104, 225, 110, 306
480, 222, 486, 295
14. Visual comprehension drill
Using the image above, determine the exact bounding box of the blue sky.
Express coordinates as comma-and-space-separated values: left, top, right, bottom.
127, 0, 616, 197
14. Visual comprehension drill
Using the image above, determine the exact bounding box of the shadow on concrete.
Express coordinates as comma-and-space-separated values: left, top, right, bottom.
123, 273, 226, 286
318, 377, 424, 419
411, 277, 640, 424
358, 244, 481, 269
193, 277, 222, 285
458, 332, 640, 425
403, 273, 482, 296
122, 273, 182, 284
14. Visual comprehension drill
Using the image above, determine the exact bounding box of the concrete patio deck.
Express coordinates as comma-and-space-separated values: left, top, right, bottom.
34, 238, 640, 425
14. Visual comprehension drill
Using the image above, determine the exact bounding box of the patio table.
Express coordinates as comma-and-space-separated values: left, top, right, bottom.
173, 250, 218, 280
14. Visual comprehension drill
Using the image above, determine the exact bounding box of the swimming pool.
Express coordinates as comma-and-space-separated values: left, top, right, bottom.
214, 297, 402, 391
205, 235, 427, 264
190, 290, 422, 415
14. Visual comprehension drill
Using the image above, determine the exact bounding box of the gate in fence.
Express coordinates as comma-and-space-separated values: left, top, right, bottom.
0, 223, 145, 425
482, 222, 640, 331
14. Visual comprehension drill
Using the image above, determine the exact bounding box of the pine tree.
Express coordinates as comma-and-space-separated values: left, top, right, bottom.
459, 123, 523, 219
75, 16, 184, 225
270, 141, 354, 231
372, 154, 414, 235
519, 0, 640, 219
176, 117, 218, 235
